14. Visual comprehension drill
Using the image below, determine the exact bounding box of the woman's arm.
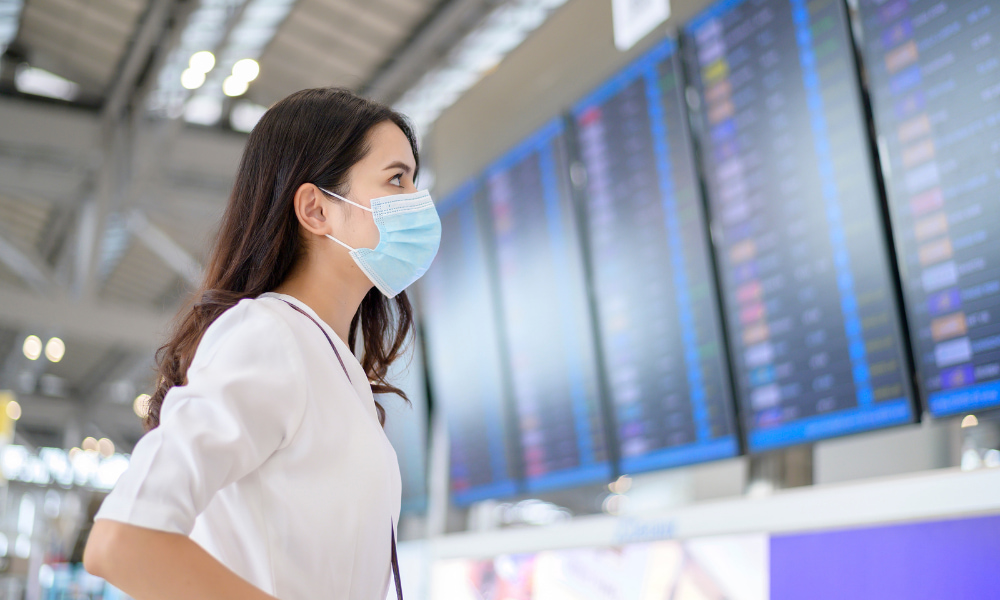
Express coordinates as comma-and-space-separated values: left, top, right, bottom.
84, 520, 279, 600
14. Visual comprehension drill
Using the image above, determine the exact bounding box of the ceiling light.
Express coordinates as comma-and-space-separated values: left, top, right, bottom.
82, 437, 98, 452
22, 336, 41, 361
14, 65, 80, 101
222, 75, 249, 97
97, 438, 115, 458
180, 68, 207, 90
189, 51, 216, 73
5, 400, 21, 421
134, 394, 151, 419
232, 58, 259, 82
147, 0, 295, 119
44, 337, 65, 363
961, 414, 979, 428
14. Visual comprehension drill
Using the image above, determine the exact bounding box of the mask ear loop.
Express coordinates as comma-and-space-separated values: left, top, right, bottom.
324, 233, 355, 251
317, 186, 374, 213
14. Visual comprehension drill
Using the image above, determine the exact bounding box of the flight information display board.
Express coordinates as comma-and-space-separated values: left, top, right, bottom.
855, 0, 1000, 417
571, 37, 739, 473
484, 119, 613, 492
683, 0, 915, 451
420, 181, 521, 505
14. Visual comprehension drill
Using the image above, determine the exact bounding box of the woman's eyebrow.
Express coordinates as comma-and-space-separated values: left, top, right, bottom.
384, 160, 413, 174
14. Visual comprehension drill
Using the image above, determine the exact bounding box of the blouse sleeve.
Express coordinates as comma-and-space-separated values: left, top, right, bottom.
94, 299, 308, 535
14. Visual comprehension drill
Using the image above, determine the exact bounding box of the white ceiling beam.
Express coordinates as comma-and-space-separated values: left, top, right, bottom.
0, 98, 245, 184
0, 162, 87, 205
0, 231, 54, 293
0, 286, 170, 349
0, 97, 101, 161
127, 210, 203, 287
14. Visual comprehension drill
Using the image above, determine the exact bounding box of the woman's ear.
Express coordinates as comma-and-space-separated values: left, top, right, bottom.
293, 183, 333, 236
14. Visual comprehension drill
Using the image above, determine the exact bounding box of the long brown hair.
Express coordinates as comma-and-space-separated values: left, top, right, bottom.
146, 87, 417, 430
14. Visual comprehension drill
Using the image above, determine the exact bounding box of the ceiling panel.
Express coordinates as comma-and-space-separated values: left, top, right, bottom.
0, 192, 52, 258
252, 0, 440, 105
0, 254, 28, 289
100, 241, 186, 307
147, 206, 221, 261
15, 0, 148, 93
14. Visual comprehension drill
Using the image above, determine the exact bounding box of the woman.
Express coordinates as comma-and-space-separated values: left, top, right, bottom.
84, 87, 441, 600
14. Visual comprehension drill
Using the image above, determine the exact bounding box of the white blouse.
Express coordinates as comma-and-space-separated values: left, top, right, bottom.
95, 292, 402, 600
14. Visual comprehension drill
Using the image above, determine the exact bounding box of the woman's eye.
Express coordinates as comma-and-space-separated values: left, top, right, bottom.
390, 174, 403, 187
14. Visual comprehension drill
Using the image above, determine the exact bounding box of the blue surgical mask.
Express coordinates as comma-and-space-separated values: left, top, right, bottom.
317, 186, 442, 298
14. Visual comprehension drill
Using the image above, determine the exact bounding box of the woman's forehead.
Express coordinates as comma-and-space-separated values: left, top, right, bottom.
365, 122, 415, 166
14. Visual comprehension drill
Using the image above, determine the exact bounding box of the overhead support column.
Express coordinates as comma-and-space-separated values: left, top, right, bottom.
74, 0, 181, 300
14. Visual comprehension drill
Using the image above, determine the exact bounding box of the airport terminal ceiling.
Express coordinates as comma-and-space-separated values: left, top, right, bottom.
0, 0, 532, 453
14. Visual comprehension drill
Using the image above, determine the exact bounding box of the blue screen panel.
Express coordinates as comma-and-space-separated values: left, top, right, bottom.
420, 181, 520, 505
683, 0, 916, 452
571, 37, 739, 473
854, 0, 1000, 417
381, 325, 430, 514
483, 119, 613, 492
771, 514, 1000, 600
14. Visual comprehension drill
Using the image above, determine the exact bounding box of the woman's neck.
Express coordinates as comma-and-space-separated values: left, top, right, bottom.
273, 253, 372, 345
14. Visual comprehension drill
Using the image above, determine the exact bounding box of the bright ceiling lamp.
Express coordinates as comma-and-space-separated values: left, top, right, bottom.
44, 337, 65, 363
133, 394, 151, 419
182, 51, 215, 90
98, 438, 115, 458
22, 335, 41, 361
232, 58, 259, 82
146, 0, 248, 119
148, 0, 295, 125
180, 68, 207, 90
223, 59, 258, 98
189, 50, 216, 73
394, 0, 571, 138
222, 75, 249, 97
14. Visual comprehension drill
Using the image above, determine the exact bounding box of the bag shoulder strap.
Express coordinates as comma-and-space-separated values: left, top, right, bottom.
280, 299, 404, 599
280, 300, 350, 380
391, 521, 403, 600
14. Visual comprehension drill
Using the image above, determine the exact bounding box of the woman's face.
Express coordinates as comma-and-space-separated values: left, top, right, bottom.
334, 121, 417, 251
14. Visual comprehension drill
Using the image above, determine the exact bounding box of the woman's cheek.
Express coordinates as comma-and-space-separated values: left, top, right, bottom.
363, 219, 381, 249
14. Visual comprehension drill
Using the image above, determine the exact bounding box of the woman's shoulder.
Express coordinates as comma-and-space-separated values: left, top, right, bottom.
194, 296, 301, 370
